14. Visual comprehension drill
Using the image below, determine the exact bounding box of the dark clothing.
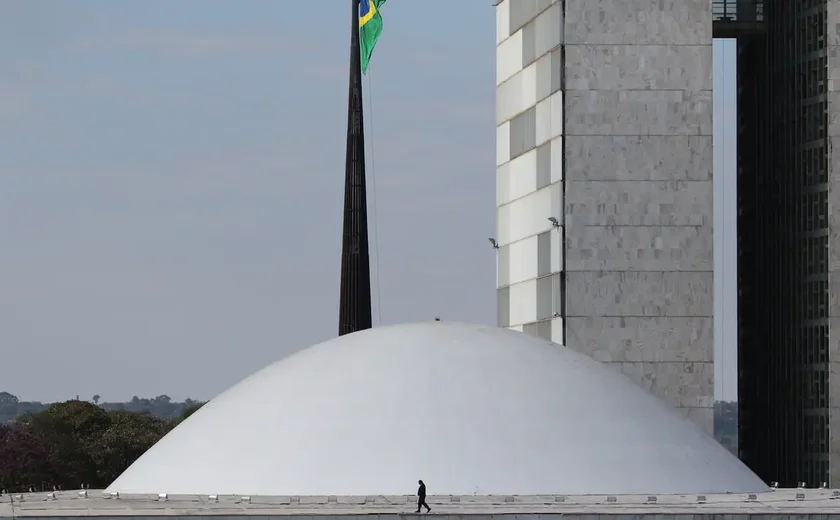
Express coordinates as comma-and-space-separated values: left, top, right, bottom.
417, 497, 430, 512
416, 483, 430, 512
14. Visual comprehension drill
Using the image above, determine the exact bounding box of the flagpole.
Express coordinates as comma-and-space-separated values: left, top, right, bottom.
338, 0, 373, 336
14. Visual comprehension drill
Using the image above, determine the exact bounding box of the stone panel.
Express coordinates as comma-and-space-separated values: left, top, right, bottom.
827, 273, 840, 318
510, 107, 536, 159
536, 142, 551, 189
826, 91, 840, 137
565, 225, 713, 271
564, 0, 712, 45
537, 231, 551, 276
565, 45, 712, 91
564, 90, 713, 136
830, 362, 840, 412
533, 2, 563, 60
564, 136, 713, 181
827, 176, 840, 271
616, 360, 714, 408
564, 316, 714, 362
535, 51, 554, 103
521, 21, 536, 66
832, 407, 840, 485
536, 320, 551, 340
536, 275, 553, 320
508, 0, 556, 35
497, 286, 510, 327
827, 15, 840, 488
676, 406, 715, 433
565, 180, 712, 227
565, 271, 713, 317
497, 241, 510, 287
534, 48, 563, 102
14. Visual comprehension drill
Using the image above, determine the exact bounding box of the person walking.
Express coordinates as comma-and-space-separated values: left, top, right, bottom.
416, 479, 431, 513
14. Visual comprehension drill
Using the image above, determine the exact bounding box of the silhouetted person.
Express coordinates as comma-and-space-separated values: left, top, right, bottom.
416, 479, 431, 513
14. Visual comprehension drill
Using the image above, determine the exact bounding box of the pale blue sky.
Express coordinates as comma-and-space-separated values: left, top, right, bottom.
714, 39, 737, 402
0, 2, 738, 402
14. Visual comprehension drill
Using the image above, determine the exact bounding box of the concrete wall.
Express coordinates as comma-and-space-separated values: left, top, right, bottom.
827, 0, 840, 489
496, 0, 714, 433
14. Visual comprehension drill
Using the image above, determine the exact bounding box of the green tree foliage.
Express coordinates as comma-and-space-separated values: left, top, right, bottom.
0, 393, 207, 492
172, 401, 205, 426
20, 401, 112, 488
0, 393, 202, 424
91, 411, 171, 485
0, 423, 53, 492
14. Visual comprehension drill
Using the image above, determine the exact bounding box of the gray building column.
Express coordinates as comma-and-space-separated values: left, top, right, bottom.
496, 0, 714, 434
562, 0, 714, 433
822, 0, 839, 489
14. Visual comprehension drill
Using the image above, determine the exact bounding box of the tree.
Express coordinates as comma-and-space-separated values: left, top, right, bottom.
92, 395, 100, 405
0, 423, 53, 492
172, 402, 205, 426
0, 396, 211, 489
92, 411, 169, 485
21, 401, 111, 488
0, 392, 19, 405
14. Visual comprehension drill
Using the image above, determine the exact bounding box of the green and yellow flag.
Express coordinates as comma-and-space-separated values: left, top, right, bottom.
359, 0, 386, 74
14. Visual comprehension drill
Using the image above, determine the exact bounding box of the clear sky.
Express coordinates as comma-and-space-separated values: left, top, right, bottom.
0, 2, 738, 402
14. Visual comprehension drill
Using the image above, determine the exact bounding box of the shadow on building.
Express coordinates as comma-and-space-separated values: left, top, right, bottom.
731, 0, 836, 488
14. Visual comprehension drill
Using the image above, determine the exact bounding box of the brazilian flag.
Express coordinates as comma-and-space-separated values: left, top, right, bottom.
359, 0, 386, 74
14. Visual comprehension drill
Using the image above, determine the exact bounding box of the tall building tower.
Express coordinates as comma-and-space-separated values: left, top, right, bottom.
496, 0, 840, 487
495, 0, 715, 433
736, 0, 840, 488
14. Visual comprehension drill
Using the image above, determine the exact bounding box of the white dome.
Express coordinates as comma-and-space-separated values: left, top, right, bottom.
108, 322, 767, 496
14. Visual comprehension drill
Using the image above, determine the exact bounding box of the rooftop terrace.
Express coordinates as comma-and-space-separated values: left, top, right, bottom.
1, 489, 839, 517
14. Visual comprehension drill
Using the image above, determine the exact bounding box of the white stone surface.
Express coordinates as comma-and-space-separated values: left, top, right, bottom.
108, 322, 767, 497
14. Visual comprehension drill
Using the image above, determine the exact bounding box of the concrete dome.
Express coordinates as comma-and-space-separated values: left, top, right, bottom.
108, 322, 767, 496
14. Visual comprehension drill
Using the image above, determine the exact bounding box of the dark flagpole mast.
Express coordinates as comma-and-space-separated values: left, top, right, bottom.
338, 0, 373, 336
